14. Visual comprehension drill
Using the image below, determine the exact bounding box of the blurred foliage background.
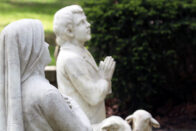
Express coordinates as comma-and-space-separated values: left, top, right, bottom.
0, 0, 196, 120
0, 0, 89, 65
83, 0, 196, 117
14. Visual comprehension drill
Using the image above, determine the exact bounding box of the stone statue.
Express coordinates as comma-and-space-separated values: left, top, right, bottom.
125, 109, 160, 131
0, 19, 92, 131
93, 116, 132, 131
53, 5, 116, 124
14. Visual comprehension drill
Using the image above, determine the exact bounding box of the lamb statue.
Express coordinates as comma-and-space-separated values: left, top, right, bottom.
93, 116, 132, 131
125, 109, 160, 131
93, 109, 160, 131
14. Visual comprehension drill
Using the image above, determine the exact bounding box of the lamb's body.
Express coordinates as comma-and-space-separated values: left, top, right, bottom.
93, 116, 131, 131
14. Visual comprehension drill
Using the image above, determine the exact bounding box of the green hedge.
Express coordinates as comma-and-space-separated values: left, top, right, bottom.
83, 0, 196, 115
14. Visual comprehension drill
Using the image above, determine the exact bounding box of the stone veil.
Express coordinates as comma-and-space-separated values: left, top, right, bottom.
0, 19, 92, 131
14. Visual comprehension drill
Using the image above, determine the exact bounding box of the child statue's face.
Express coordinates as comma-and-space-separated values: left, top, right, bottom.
72, 12, 91, 43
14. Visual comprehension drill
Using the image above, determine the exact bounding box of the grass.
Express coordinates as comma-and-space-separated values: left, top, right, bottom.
0, 0, 89, 65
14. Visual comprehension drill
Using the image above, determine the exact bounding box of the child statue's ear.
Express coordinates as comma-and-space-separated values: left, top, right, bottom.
64, 24, 74, 38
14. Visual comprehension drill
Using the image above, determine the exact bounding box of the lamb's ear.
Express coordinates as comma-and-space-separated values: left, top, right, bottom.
150, 118, 160, 128
125, 115, 134, 124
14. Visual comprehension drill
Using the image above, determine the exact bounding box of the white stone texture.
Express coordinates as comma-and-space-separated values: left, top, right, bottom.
93, 116, 132, 131
54, 5, 115, 124
125, 109, 160, 131
0, 19, 92, 131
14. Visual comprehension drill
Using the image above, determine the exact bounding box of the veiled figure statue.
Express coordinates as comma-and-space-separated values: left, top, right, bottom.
0, 19, 92, 131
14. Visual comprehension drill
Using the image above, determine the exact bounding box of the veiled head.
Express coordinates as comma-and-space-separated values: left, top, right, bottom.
0, 19, 51, 82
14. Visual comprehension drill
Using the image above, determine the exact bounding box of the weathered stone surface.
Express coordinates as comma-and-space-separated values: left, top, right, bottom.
54, 5, 116, 124
0, 19, 92, 131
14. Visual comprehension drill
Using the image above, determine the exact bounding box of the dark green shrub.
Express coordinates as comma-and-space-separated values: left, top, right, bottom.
83, 0, 196, 116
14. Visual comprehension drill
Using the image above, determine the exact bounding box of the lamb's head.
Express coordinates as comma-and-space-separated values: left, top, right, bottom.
125, 109, 160, 131
100, 116, 132, 131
